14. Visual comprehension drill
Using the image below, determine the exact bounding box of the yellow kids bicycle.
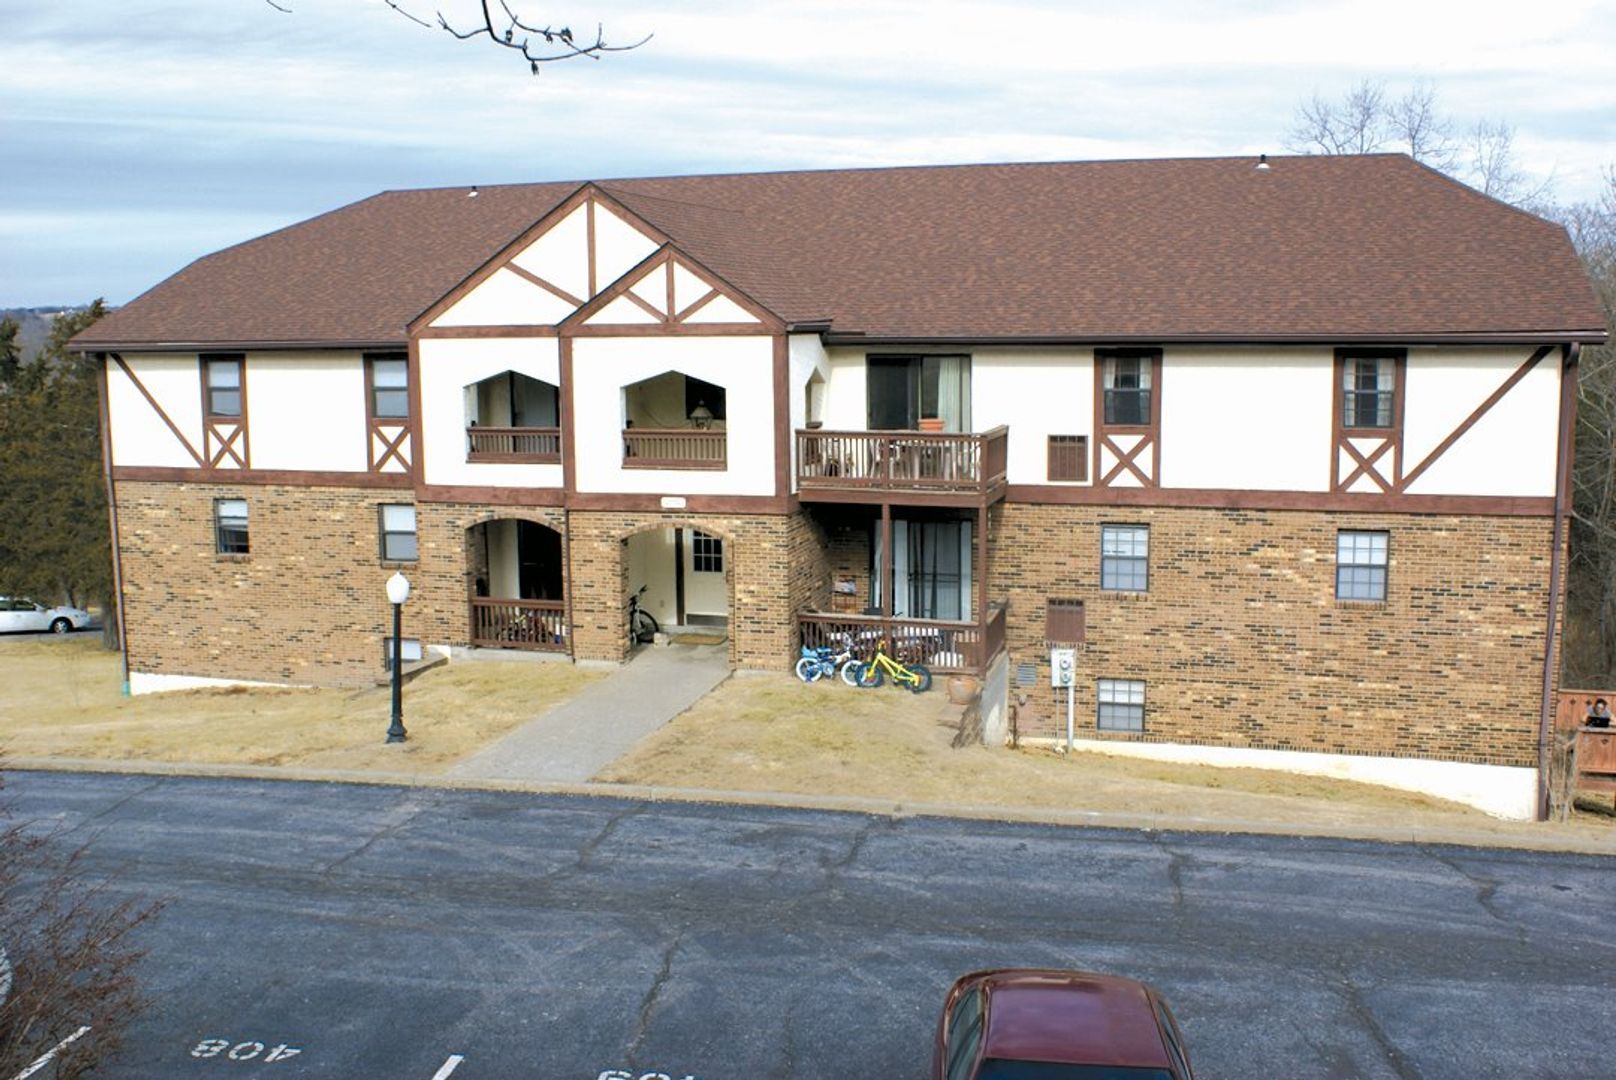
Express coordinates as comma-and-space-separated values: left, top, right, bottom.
851, 639, 932, 694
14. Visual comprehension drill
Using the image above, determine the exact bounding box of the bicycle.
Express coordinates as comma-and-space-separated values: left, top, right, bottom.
795, 643, 859, 684
850, 638, 932, 694
627, 584, 659, 644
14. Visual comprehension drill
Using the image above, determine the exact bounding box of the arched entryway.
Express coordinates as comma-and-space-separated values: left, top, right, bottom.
622, 522, 732, 648
467, 517, 567, 651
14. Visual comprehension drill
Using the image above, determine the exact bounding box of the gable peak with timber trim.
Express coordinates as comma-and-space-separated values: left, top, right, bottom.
566, 244, 782, 333
416, 185, 665, 331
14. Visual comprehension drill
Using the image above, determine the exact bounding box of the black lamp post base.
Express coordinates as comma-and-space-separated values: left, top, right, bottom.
386, 724, 407, 744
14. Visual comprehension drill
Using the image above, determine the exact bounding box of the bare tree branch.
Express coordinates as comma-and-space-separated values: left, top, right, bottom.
385, 0, 650, 73
262, 0, 291, 11
1387, 81, 1457, 171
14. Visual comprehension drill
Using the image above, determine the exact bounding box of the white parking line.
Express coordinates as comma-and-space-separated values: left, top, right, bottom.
430, 1054, 465, 1079
14, 1025, 91, 1080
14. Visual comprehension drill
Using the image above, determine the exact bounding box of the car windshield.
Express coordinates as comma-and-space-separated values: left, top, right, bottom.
977, 1062, 1174, 1080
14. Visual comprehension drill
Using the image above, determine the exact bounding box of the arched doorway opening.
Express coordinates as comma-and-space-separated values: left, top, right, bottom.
622, 523, 731, 647
467, 518, 567, 651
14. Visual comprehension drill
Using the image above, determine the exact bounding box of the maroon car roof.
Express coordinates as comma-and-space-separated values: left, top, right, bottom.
979, 970, 1174, 1070
74, 154, 1606, 351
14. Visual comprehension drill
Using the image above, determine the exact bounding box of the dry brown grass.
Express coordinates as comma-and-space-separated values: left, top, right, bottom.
598, 673, 1616, 840
0, 636, 604, 774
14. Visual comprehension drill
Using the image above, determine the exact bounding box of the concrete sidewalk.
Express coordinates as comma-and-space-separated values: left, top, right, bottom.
447, 642, 730, 783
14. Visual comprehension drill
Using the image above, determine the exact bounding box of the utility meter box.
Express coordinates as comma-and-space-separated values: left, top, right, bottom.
1050, 647, 1076, 688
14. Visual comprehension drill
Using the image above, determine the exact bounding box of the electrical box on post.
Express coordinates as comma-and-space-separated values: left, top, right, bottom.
1050, 647, 1076, 688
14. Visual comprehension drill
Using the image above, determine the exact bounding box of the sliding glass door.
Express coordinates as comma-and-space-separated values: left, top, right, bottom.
866, 355, 972, 431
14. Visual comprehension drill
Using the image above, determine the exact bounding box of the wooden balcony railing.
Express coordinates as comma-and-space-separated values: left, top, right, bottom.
466, 426, 561, 463
798, 602, 1007, 675
470, 598, 567, 652
796, 426, 1008, 500
622, 428, 728, 470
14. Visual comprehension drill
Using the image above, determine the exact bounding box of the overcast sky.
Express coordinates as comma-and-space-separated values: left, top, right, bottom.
3, 0, 1613, 307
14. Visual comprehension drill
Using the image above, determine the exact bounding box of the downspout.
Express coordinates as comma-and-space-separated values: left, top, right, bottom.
1536, 342, 1581, 819
96, 352, 131, 695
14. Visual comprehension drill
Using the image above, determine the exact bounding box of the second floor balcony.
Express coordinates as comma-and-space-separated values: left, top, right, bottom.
796, 426, 1008, 504
466, 425, 561, 463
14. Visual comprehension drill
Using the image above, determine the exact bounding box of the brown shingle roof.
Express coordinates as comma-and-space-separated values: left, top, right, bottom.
74, 155, 1607, 350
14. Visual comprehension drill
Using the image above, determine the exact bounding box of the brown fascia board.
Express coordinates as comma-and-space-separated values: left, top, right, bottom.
72, 338, 408, 354
818, 329, 1610, 347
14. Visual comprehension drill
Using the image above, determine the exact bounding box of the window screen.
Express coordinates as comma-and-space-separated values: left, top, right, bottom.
1097, 678, 1145, 732
379, 504, 418, 562
1336, 530, 1388, 601
214, 498, 248, 554
1101, 525, 1149, 592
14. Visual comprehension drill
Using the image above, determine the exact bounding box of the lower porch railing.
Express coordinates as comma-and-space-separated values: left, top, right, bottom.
798, 603, 1006, 675
470, 598, 568, 651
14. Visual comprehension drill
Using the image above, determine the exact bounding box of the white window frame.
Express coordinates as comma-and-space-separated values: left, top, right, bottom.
1336, 530, 1389, 601
1097, 678, 1146, 732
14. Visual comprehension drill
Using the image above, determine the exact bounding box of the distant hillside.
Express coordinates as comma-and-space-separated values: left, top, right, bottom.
2, 306, 97, 362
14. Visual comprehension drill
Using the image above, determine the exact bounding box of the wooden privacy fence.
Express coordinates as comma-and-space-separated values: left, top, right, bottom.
470, 599, 567, 651
466, 426, 561, 463
622, 428, 727, 469
798, 604, 1007, 674
1551, 688, 1616, 817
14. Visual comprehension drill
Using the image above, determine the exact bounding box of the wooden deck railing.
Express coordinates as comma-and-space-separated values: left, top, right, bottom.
622, 428, 727, 469
466, 426, 561, 463
470, 598, 567, 651
798, 602, 1008, 674
796, 426, 1009, 498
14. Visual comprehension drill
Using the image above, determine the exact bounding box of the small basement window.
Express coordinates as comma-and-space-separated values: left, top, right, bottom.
382, 637, 423, 671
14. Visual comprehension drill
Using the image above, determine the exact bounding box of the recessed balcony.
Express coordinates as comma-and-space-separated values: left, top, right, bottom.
466, 426, 561, 463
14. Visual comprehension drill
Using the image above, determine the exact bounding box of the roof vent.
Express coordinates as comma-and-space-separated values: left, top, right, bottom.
468, 186, 480, 198
1255, 154, 1271, 172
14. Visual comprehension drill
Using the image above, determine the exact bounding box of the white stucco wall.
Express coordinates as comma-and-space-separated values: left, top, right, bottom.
431, 268, 575, 328
788, 334, 830, 492
971, 348, 1094, 486
509, 202, 590, 300
247, 352, 368, 472
418, 337, 563, 489
571, 335, 776, 496
1158, 347, 1333, 492
592, 202, 661, 290
106, 353, 205, 467
821, 347, 868, 430
1402, 347, 1560, 498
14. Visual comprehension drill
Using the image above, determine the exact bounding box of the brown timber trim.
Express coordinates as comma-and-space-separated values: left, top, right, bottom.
1333, 348, 1406, 493
97, 355, 131, 687
1093, 347, 1162, 488
417, 484, 565, 506
407, 338, 424, 484
503, 259, 585, 309
774, 334, 790, 499
586, 197, 597, 297
559, 336, 577, 494
110, 352, 205, 467
111, 466, 414, 489
564, 492, 792, 514
1002, 484, 1555, 517
198, 353, 249, 468
364, 350, 411, 473
1538, 343, 1581, 819
1399, 346, 1552, 491
560, 242, 785, 333
676, 289, 723, 323
416, 326, 560, 339
797, 484, 1010, 509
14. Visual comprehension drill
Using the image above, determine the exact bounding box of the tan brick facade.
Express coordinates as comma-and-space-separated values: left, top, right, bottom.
987, 503, 1555, 767
113, 482, 1558, 767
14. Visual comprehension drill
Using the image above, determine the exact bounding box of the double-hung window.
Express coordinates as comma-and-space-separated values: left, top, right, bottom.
214, 498, 249, 554
202, 354, 243, 418
1336, 530, 1388, 601
367, 353, 410, 419
379, 504, 417, 562
1102, 355, 1152, 425
1100, 525, 1149, 592
1341, 354, 1396, 429
1097, 679, 1146, 732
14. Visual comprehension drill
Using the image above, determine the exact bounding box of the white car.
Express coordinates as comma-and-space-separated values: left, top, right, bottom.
0, 596, 98, 634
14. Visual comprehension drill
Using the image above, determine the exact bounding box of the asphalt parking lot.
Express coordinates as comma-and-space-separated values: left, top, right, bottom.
4, 771, 1613, 1078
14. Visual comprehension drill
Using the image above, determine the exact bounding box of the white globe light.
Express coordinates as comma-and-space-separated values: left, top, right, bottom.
386, 571, 411, 606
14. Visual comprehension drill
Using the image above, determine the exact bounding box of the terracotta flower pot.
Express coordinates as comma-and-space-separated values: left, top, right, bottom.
947, 674, 981, 704
917, 417, 946, 432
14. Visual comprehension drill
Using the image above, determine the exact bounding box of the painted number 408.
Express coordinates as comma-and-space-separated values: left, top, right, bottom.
191, 1039, 301, 1063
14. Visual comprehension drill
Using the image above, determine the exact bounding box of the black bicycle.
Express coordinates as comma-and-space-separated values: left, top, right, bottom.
628, 584, 659, 644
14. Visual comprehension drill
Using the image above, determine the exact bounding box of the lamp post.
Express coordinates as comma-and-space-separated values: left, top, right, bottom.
385, 571, 410, 743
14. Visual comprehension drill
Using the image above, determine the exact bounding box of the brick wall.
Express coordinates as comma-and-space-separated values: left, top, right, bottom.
988, 503, 1555, 767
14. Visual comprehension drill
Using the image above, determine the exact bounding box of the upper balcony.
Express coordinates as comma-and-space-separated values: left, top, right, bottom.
796, 426, 1008, 504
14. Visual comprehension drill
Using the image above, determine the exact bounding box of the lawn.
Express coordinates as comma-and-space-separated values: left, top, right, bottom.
597, 672, 1616, 843
0, 635, 605, 774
